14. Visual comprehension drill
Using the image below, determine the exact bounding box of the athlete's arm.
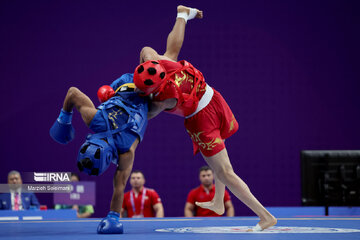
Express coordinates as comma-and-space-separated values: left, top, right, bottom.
224, 200, 235, 217
184, 202, 195, 217
153, 203, 164, 218
147, 98, 177, 119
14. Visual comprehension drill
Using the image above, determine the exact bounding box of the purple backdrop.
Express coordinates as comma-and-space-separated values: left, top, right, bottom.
1, 0, 359, 217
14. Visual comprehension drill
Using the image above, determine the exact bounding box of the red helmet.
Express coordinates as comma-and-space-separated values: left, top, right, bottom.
134, 60, 167, 96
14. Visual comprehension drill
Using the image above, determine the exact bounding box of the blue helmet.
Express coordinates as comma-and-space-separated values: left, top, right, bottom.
77, 135, 115, 176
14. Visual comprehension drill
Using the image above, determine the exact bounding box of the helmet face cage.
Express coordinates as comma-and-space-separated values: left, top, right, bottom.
77, 138, 113, 176
134, 60, 166, 96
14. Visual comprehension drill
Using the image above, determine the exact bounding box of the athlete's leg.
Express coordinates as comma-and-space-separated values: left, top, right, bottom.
139, 5, 203, 63
163, 5, 203, 61
110, 138, 139, 214
202, 148, 277, 230
63, 87, 97, 126
196, 172, 226, 215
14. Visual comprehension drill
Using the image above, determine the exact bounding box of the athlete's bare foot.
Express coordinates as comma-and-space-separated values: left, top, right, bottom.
247, 215, 277, 232
177, 5, 203, 19
195, 200, 225, 215
258, 215, 277, 230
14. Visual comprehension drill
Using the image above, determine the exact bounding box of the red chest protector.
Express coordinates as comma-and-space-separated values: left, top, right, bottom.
154, 60, 205, 117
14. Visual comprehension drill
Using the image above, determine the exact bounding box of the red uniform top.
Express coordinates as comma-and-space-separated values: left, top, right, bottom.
186, 185, 231, 217
153, 60, 239, 157
154, 60, 207, 117
122, 187, 161, 218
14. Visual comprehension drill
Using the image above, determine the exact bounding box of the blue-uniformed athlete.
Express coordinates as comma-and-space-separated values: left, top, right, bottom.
49, 5, 206, 234
49, 73, 148, 234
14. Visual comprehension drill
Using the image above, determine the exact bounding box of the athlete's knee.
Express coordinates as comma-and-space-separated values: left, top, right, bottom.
140, 46, 153, 55
215, 165, 236, 182
217, 167, 250, 192
117, 151, 135, 171
129, 139, 139, 153
140, 46, 157, 62
125, 148, 135, 161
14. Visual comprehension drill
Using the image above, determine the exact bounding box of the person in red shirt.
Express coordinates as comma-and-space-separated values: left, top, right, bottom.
133, 5, 277, 231
185, 166, 234, 217
121, 170, 164, 218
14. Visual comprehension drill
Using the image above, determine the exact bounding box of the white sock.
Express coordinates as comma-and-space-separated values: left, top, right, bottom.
176, 8, 198, 23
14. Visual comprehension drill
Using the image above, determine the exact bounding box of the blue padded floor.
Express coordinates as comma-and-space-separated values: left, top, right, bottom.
1, 217, 360, 240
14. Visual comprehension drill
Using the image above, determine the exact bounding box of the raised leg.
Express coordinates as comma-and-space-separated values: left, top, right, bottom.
164, 5, 203, 61
139, 5, 203, 63
202, 148, 277, 230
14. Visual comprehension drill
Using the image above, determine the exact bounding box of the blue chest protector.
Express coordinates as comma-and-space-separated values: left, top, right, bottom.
107, 73, 148, 142
77, 73, 149, 176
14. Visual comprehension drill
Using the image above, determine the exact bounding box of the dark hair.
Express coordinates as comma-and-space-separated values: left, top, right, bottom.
199, 165, 212, 173
131, 170, 145, 178
71, 172, 80, 181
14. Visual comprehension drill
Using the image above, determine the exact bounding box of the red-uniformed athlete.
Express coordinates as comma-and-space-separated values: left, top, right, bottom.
133, 5, 277, 231
121, 170, 164, 218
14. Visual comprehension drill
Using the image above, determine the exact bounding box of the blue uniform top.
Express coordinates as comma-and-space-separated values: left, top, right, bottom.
110, 73, 134, 90
109, 73, 149, 140
89, 73, 149, 155
109, 73, 147, 106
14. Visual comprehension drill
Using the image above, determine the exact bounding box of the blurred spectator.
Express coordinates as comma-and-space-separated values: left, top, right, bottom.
121, 170, 164, 218
0, 170, 40, 210
55, 173, 94, 218
185, 166, 235, 217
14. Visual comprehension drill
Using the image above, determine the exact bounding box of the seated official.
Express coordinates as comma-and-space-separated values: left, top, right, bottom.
121, 170, 164, 218
0, 170, 40, 210
185, 166, 235, 217
54, 173, 94, 218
